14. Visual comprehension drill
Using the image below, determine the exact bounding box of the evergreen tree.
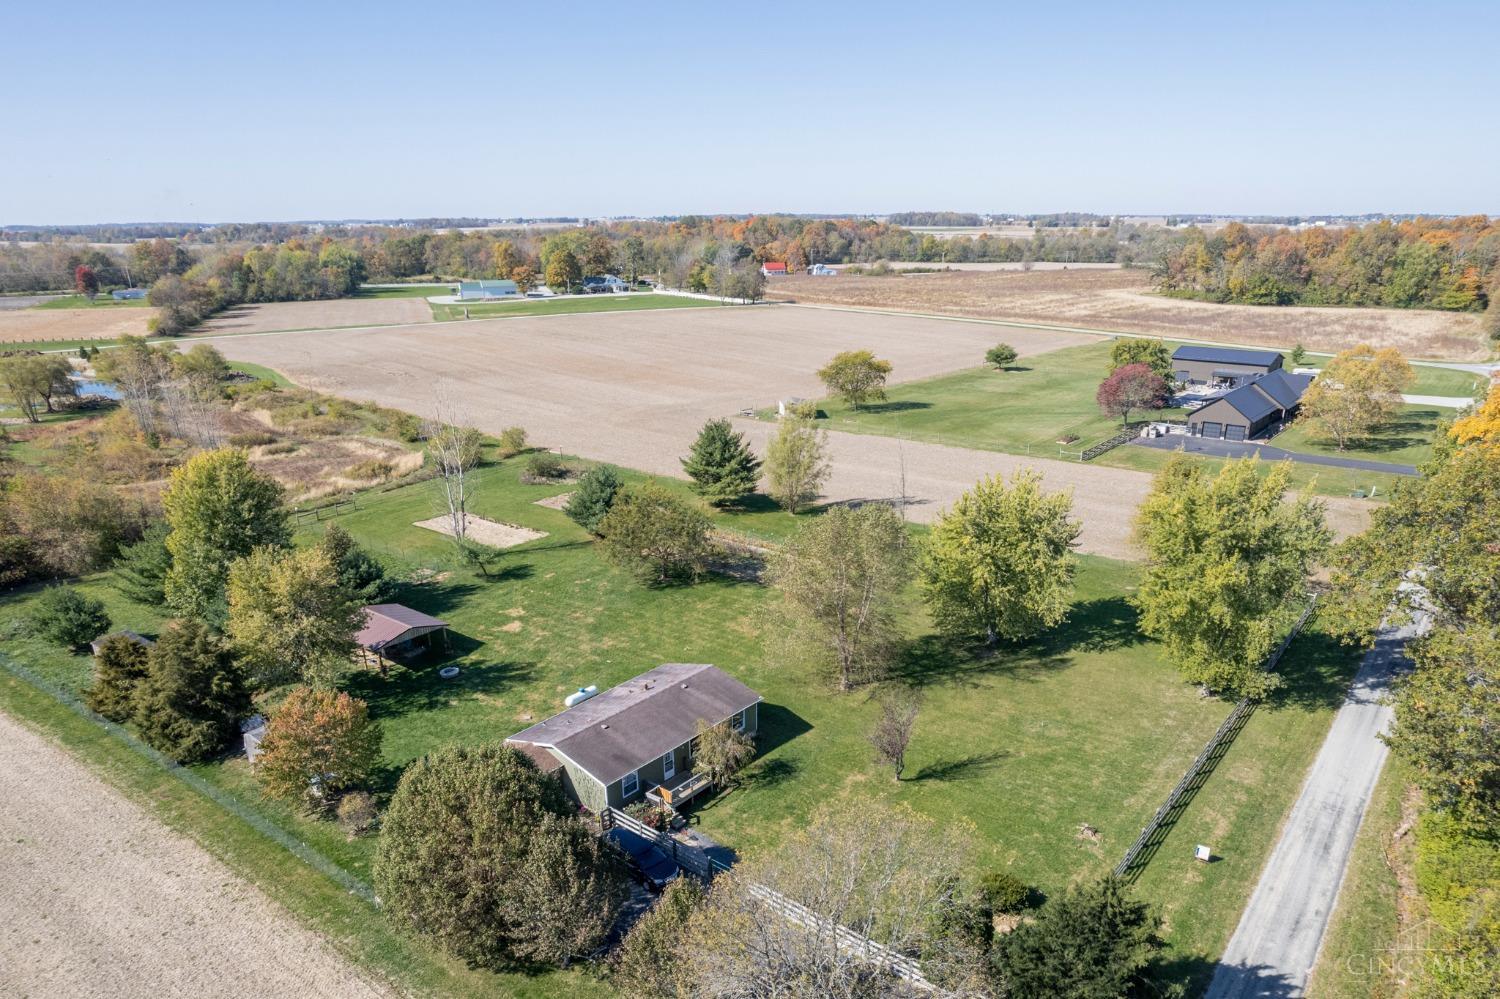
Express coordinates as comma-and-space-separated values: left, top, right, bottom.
133, 619, 251, 764
681, 418, 761, 506
85, 634, 150, 722
992, 876, 1164, 998
113, 521, 172, 604
30, 586, 111, 649
318, 523, 392, 603
564, 464, 624, 534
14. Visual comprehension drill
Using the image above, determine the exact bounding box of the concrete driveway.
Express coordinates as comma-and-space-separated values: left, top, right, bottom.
1129, 435, 1418, 476
1205, 604, 1430, 998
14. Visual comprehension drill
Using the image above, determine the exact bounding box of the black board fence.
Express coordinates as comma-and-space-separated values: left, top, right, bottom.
1113, 595, 1319, 881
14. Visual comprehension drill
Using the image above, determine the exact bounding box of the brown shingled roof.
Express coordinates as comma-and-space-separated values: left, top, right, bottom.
356, 604, 448, 651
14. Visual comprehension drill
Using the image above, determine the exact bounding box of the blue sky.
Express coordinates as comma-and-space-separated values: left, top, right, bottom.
3, 1, 1496, 223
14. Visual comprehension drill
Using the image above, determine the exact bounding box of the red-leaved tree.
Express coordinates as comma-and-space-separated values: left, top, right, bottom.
1096, 363, 1169, 426
74, 264, 99, 300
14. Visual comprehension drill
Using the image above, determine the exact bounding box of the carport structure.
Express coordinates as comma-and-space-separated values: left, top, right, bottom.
355, 603, 449, 673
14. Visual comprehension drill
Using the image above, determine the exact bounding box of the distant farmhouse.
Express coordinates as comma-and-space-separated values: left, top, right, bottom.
111, 288, 148, 300
581, 274, 629, 294
1172, 345, 1312, 441
807, 263, 836, 276
507, 663, 762, 814
760, 261, 788, 277
457, 279, 520, 301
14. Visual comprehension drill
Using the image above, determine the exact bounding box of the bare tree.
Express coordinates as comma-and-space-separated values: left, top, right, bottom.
682, 801, 987, 997
425, 388, 483, 545
868, 689, 919, 781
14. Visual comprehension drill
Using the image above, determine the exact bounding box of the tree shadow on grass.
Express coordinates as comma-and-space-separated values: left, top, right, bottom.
388, 578, 483, 617
741, 757, 799, 791
856, 400, 934, 415
909, 750, 1009, 782
1263, 627, 1363, 713
345, 657, 537, 719
892, 597, 1143, 690
1147, 953, 1228, 999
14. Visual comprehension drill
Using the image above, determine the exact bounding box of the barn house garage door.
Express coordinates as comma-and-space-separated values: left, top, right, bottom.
1200, 421, 1222, 439
1225, 424, 1247, 441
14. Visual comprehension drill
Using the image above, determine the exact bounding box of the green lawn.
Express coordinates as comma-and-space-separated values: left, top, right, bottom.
227, 360, 295, 387
429, 293, 723, 321
0, 449, 1364, 993
802, 340, 1174, 454
1298, 353, 1487, 399
354, 284, 455, 299
30, 294, 153, 309
1273, 404, 1442, 467
797, 338, 1441, 497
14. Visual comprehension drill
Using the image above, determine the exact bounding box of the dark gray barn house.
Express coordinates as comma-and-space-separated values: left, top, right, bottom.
1172, 344, 1285, 387
1186, 369, 1313, 440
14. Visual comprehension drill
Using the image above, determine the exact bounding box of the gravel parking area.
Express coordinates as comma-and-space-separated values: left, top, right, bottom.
0, 710, 391, 999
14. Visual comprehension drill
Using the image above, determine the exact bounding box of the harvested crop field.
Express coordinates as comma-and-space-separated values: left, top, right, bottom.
0, 710, 391, 999
768, 269, 1489, 360
210, 305, 1375, 559
195, 297, 432, 336
0, 307, 152, 344
210, 302, 1100, 480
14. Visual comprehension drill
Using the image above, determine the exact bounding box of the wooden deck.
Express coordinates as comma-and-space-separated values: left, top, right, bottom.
645, 770, 713, 811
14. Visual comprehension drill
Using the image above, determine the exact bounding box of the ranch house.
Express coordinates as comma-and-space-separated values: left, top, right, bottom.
1186, 369, 1313, 441
1171, 344, 1285, 387
506, 663, 762, 814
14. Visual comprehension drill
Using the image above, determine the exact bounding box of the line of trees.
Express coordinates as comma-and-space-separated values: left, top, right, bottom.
1154, 217, 1500, 316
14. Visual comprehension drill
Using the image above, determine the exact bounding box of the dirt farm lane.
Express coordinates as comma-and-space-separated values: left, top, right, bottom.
209, 304, 1373, 559
0, 710, 392, 999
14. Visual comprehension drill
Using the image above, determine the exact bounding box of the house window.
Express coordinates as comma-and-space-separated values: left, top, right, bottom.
621, 770, 639, 798
732, 708, 746, 732
662, 751, 676, 781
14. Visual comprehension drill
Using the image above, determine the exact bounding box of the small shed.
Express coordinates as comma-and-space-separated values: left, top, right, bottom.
356, 603, 450, 671
241, 714, 268, 763
90, 631, 154, 657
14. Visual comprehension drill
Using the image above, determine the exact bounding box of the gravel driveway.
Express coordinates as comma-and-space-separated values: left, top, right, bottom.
1205, 605, 1430, 998
0, 710, 391, 999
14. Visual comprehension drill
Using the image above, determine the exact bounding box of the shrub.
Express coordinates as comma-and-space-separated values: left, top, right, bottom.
261, 441, 299, 455
564, 464, 624, 534
255, 687, 382, 812
612, 877, 706, 996
343, 459, 394, 481
387, 411, 424, 443
497, 425, 528, 457
337, 791, 379, 839
624, 801, 674, 831
523, 451, 567, 481
978, 870, 1035, 914
227, 430, 276, 448
31, 587, 111, 649
986, 343, 1019, 370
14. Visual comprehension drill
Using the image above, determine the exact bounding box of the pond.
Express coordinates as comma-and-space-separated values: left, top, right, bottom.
70, 376, 122, 400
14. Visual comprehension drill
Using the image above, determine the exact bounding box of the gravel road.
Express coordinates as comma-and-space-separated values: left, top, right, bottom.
0, 710, 391, 999
1205, 606, 1430, 998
